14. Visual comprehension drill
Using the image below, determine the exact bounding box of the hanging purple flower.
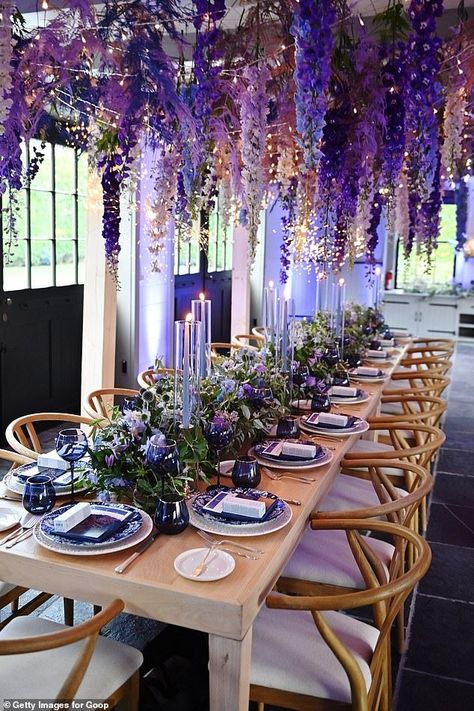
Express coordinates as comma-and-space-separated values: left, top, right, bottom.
291, 0, 335, 169
291, 0, 335, 171
455, 179, 468, 251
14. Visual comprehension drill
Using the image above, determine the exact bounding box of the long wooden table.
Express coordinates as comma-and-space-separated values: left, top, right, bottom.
0, 348, 406, 710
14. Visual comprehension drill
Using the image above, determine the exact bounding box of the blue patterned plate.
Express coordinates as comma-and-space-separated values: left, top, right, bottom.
253, 440, 324, 467
192, 488, 285, 527
39, 502, 143, 549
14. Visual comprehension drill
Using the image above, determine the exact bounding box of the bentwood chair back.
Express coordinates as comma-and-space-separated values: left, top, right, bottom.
373, 394, 447, 429
399, 353, 452, 377
83, 387, 140, 421
0, 599, 142, 705
232, 333, 265, 350
250, 519, 431, 711
346, 422, 445, 476
383, 371, 450, 399
406, 342, 456, 358
5, 413, 96, 460
251, 326, 266, 339
0, 449, 58, 630
137, 368, 174, 389
210, 342, 241, 360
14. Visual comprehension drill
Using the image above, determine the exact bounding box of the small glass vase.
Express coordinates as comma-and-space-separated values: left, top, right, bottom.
154, 494, 189, 535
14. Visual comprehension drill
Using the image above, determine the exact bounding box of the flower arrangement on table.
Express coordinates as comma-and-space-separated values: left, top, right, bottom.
86, 348, 287, 507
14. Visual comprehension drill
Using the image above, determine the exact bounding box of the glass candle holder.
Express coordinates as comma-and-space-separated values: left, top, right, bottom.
191, 294, 211, 380
174, 318, 201, 430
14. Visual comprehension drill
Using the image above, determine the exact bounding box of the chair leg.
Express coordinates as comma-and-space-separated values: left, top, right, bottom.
63, 597, 74, 626
397, 607, 405, 654
257, 704, 265, 711
124, 671, 140, 711
93, 605, 102, 616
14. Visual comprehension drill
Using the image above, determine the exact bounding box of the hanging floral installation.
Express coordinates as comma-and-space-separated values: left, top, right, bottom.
0, 0, 473, 283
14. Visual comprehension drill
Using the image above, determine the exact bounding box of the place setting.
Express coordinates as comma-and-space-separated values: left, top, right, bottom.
299, 411, 369, 439
348, 365, 391, 383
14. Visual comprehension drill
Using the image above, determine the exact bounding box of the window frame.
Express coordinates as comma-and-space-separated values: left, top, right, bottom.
394, 190, 457, 291
1, 139, 87, 292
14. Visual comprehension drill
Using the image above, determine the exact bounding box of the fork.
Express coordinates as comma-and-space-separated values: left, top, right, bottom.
197, 529, 265, 555
191, 542, 219, 577
263, 468, 315, 484
0, 514, 39, 546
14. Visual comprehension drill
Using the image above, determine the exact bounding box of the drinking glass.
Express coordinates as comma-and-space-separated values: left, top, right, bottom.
276, 416, 300, 439
56, 428, 88, 505
146, 436, 179, 497
205, 418, 234, 491
154, 494, 189, 535
249, 386, 273, 409
311, 392, 332, 413
121, 396, 140, 414
23, 474, 56, 515
231, 455, 261, 489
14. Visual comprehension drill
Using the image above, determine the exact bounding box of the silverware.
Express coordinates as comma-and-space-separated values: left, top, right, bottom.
197, 529, 264, 555
0, 494, 22, 502
281, 497, 301, 506
5, 529, 34, 548
114, 532, 160, 574
191, 543, 219, 577
1, 514, 39, 546
262, 468, 315, 484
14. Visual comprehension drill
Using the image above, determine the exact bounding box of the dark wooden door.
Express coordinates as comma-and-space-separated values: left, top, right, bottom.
174, 206, 232, 342
0, 286, 83, 433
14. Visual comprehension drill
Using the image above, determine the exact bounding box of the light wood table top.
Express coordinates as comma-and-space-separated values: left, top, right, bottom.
0, 345, 406, 710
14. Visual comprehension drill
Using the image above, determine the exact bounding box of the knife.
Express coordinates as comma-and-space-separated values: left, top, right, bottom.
114, 532, 160, 574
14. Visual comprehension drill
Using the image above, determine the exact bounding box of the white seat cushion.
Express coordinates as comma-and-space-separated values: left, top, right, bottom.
281, 528, 394, 589
251, 604, 379, 703
380, 402, 405, 415
0, 616, 143, 701
346, 440, 405, 478
0, 581, 16, 597
318, 473, 407, 513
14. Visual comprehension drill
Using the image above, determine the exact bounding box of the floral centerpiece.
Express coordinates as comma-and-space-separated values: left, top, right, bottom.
86, 347, 287, 506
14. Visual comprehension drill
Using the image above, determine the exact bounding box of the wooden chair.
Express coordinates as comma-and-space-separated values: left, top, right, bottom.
210, 342, 241, 360
277, 459, 431, 654
398, 353, 452, 377
5, 413, 96, 461
232, 333, 265, 350
137, 368, 174, 389
383, 371, 450, 399
250, 519, 431, 711
411, 337, 456, 353
83, 387, 140, 421
0, 599, 142, 705
252, 326, 266, 339
405, 342, 455, 358
373, 394, 447, 429
0, 449, 55, 629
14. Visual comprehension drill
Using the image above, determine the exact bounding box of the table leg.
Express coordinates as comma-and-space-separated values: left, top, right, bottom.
209, 627, 252, 711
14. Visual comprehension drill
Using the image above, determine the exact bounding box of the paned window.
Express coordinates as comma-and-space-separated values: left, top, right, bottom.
1, 140, 87, 291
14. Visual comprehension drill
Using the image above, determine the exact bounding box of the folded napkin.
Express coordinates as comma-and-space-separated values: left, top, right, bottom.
306, 412, 357, 430
354, 366, 383, 377
330, 385, 359, 398
37, 450, 69, 471
257, 440, 321, 461
380, 338, 394, 347
366, 349, 388, 359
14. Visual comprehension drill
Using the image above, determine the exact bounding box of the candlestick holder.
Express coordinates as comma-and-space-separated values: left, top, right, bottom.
174, 318, 201, 431
191, 294, 211, 380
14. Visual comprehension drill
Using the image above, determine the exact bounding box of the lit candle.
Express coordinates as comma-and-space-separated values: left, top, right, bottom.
374, 266, 382, 309
182, 313, 192, 428
281, 286, 290, 371
268, 280, 275, 344
336, 278, 346, 340
314, 272, 320, 314
191, 293, 211, 379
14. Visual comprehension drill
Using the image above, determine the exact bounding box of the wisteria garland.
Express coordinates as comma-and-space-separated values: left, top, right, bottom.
442, 87, 468, 180
0, 0, 14, 137
455, 178, 468, 252
239, 62, 270, 264
290, 0, 334, 172
148, 145, 178, 272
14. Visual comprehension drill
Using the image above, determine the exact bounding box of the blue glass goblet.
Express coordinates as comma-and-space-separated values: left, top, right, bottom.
347, 352, 362, 368
56, 428, 88, 505
154, 494, 189, 535
311, 392, 331, 413
276, 416, 300, 439
121, 396, 140, 414
23, 474, 56, 515
231, 455, 261, 489
205, 419, 234, 491
146, 436, 179, 497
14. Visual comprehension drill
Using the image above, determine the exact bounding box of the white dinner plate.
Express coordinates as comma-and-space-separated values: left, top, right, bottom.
33, 510, 153, 556
328, 389, 371, 405
188, 499, 293, 537
349, 372, 389, 384
219, 460, 235, 478
299, 418, 370, 439
174, 547, 235, 582
3, 470, 89, 498
249, 446, 333, 471
0, 506, 21, 532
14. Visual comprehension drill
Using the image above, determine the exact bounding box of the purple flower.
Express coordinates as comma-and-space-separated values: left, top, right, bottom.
253, 363, 267, 374
105, 453, 115, 468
